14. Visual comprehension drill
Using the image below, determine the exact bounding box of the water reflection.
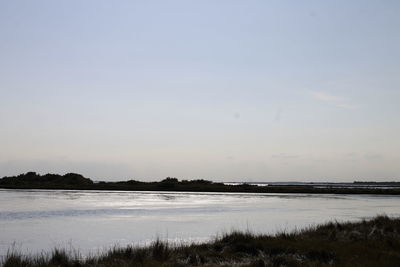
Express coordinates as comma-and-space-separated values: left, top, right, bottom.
1, 189, 400, 256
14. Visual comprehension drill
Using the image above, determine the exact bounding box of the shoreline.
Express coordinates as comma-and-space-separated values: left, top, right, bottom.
2, 185, 400, 195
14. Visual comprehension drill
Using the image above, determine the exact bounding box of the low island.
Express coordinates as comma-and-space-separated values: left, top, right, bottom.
1, 172, 400, 195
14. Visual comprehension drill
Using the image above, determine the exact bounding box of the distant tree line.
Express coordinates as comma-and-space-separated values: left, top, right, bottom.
0, 172, 93, 188
1, 172, 400, 195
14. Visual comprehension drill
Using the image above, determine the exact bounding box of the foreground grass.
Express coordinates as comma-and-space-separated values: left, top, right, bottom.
3, 215, 400, 267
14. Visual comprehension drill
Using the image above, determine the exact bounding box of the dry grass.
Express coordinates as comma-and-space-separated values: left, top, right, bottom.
3, 215, 400, 266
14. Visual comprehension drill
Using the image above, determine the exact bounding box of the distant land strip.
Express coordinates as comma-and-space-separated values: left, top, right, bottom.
1, 172, 400, 195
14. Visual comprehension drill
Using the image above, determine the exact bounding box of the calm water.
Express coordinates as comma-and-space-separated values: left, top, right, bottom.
1, 189, 400, 256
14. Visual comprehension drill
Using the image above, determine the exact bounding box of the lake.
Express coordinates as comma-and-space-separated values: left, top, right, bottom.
1, 189, 400, 256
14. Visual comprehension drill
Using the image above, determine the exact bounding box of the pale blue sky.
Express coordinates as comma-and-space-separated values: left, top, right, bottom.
1, 0, 399, 181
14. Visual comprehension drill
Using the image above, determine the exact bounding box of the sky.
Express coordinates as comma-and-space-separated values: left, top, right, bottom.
0, 0, 399, 182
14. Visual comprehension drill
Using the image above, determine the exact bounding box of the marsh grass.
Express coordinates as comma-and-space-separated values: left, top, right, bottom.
2, 215, 400, 266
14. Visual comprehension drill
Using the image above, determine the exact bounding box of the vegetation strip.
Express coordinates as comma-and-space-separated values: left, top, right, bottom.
1, 172, 400, 195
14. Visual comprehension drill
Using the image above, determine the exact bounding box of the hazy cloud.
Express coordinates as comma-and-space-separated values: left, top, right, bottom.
364, 152, 384, 160
271, 153, 299, 159
274, 107, 283, 122
310, 91, 358, 110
